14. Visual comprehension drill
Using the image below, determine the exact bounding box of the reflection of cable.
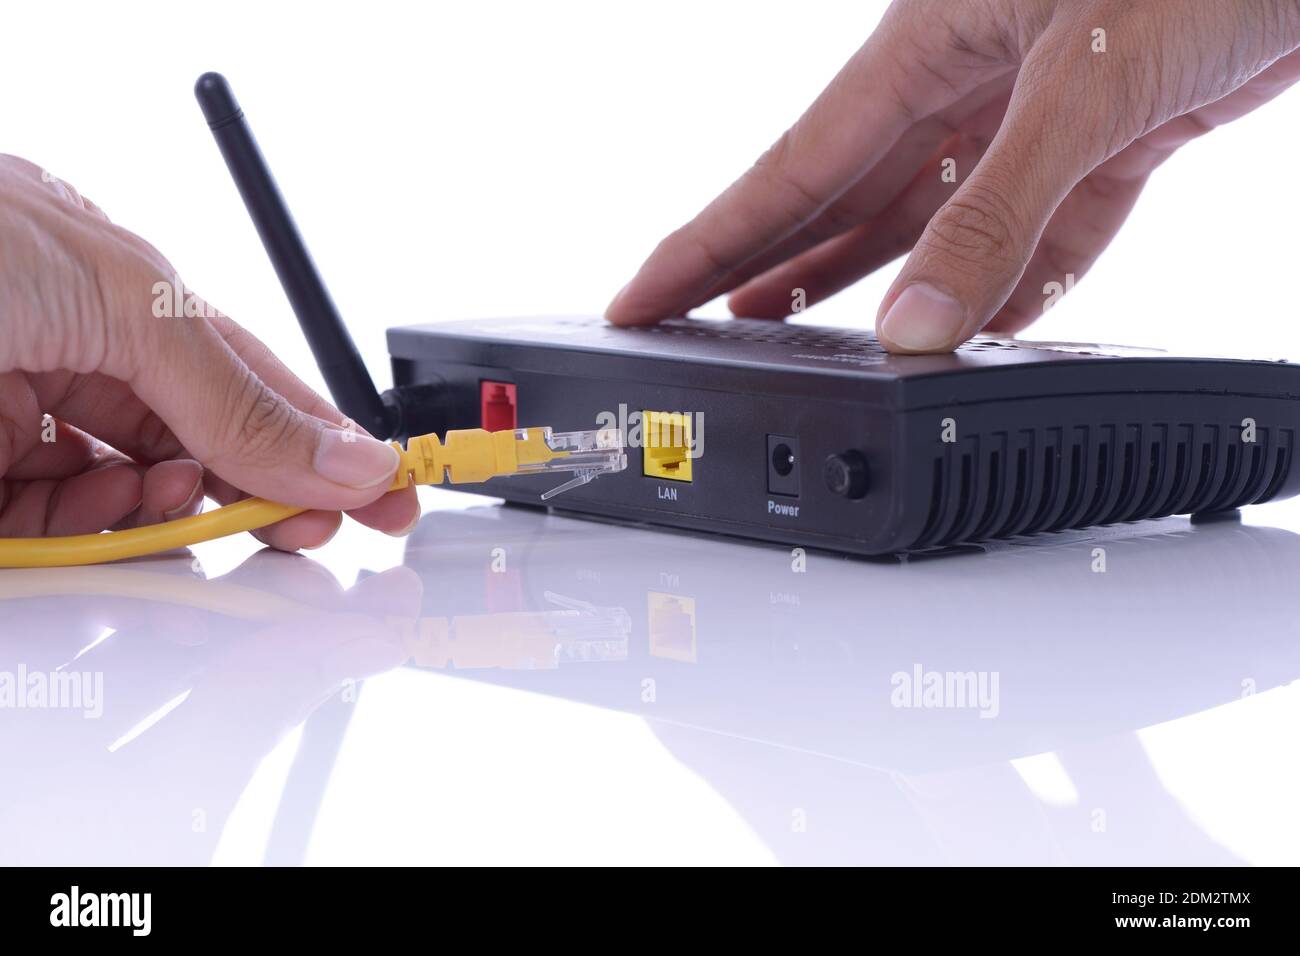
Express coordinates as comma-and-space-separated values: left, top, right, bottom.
0, 566, 307, 618
394, 599, 632, 671
0, 566, 631, 671
0, 427, 626, 568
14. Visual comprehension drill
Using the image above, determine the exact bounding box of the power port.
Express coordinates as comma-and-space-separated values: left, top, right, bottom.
480, 381, 518, 432
766, 434, 800, 496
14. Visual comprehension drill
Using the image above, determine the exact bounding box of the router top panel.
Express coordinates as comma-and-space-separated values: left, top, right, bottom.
391, 315, 1162, 374
389, 315, 1300, 409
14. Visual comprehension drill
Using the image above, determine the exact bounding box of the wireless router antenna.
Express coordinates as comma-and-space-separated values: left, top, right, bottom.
194, 71, 401, 439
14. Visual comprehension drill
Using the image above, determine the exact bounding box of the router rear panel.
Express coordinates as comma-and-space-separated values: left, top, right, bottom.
396, 358, 903, 551
390, 317, 1300, 555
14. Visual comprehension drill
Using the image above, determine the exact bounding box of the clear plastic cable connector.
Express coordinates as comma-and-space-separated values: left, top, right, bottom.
511, 426, 628, 500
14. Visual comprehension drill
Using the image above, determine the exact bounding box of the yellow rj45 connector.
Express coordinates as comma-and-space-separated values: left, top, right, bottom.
0, 427, 626, 569
392, 426, 625, 498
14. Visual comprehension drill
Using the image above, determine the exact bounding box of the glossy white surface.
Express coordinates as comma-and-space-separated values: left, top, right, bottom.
3, 489, 1298, 866
3, 0, 1300, 866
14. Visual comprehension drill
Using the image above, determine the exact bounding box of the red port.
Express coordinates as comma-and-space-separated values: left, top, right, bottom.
480, 381, 518, 432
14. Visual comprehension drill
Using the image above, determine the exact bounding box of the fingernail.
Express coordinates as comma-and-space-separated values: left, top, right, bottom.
604, 282, 630, 318
879, 283, 967, 352
163, 475, 204, 521
389, 510, 422, 538
314, 429, 400, 489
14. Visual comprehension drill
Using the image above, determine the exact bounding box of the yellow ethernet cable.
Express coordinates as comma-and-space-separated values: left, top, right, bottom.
0, 426, 626, 569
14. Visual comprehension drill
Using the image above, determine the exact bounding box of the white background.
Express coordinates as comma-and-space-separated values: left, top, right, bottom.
6, 0, 1299, 380
3, 0, 1300, 866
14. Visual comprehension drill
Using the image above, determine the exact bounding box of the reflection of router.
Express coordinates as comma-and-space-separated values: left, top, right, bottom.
406, 507, 1300, 776
198, 73, 1300, 555
647, 592, 697, 663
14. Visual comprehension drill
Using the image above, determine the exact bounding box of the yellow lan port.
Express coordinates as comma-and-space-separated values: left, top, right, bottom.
642, 411, 694, 482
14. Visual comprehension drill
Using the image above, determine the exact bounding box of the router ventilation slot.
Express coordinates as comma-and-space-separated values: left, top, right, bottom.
916, 424, 1293, 549
647, 319, 892, 352
637, 318, 1114, 356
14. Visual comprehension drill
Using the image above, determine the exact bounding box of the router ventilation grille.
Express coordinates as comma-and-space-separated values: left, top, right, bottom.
915, 423, 1294, 549
648, 319, 890, 352
642, 318, 1128, 358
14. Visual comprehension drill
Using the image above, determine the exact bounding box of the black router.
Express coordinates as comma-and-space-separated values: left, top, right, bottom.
197, 72, 1300, 555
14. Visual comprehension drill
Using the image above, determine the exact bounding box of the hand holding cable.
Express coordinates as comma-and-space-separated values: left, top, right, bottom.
0, 154, 420, 554
0, 427, 626, 568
